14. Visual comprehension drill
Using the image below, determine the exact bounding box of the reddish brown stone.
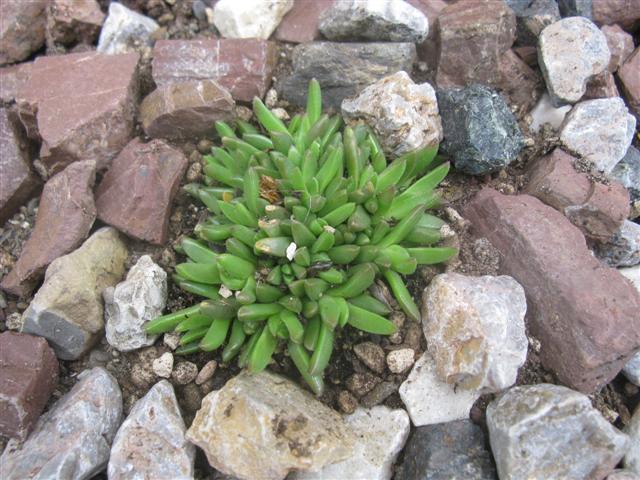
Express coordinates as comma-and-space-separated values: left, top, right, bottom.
496, 49, 542, 112
139, 80, 235, 140
593, 0, 640, 30
435, 0, 516, 88
0, 331, 59, 440
0, 0, 47, 66
151, 39, 277, 102
0, 63, 32, 104
46, 0, 105, 49
601, 24, 634, 72
584, 70, 620, 99
526, 148, 630, 242
0, 160, 96, 297
0, 108, 39, 225
465, 188, 640, 393
618, 47, 640, 119
16, 51, 139, 175
274, 0, 335, 43
95, 138, 188, 245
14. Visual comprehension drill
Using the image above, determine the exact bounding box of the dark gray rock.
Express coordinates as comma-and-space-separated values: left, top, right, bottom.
278, 42, 416, 109
595, 220, 640, 268
437, 84, 524, 175
395, 419, 497, 480
557, 0, 593, 19
610, 146, 640, 201
506, 0, 561, 46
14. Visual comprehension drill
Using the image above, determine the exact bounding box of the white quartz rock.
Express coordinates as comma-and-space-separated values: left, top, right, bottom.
213, 0, 293, 40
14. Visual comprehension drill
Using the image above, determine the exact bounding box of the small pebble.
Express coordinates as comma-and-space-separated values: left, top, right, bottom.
404, 322, 423, 351
197, 139, 213, 154
152, 352, 174, 378
361, 381, 397, 408
163, 332, 181, 350
199, 378, 216, 395
387, 348, 415, 374
236, 106, 253, 122
181, 383, 203, 412
353, 342, 386, 373
195, 360, 217, 385
271, 108, 289, 121
5, 312, 23, 331
337, 390, 358, 414
185, 162, 202, 183
346, 372, 381, 397
130, 363, 156, 389
265, 88, 278, 108
171, 361, 198, 385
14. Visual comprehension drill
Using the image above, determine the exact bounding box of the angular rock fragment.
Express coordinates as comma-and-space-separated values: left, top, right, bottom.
16, 51, 140, 174
595, 220, 640, 267
423, 273, 528, 393
108, 380, 194, 480
293, 406, 410, 480
0, 0, 47, 66
437, 84, 524, 175
395, 419, 497, 480
506, 0, 561, 46
610, 146, 640, 201
105, 255, 167, 352
274, 0, 334, 43
592, 0, 640, 29
0, 331, 58, 440
0, 367, 123, 480
186, 370, 354, 480
487, 384, 629, 480
213, 0, 293, 39
319, 0, 429, 42
435, 1, 516, 88
601, 24, 634, 71
618, 47, 640, 119
97, 1, 159, 55
560, 97, 636, 173
139, 80, 235, 140
465, 189, 640, 392
496, 48, 542, 112
584, 70, 620, 99
22, 227, 128, 360
625, 406, 640, 474
399, 352, 481, 426
152, 39, 278, 102
353, 341, 386, 374
525, 148, 629, 242
0, 62, 32, 104
623, 350, 640, 387
95, 138, 188, 245
1, 160, 96, 297
46, 0, 104, 49
0, 108, 39, 225
341, 71, 442, 157
279, 42, 416, 109
538, 17, 610, 106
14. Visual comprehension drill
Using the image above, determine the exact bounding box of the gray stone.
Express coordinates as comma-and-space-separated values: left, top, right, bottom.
610, 146, 640, 201
0, 367, 123, 480
153, 352, 174, 378
399, 352, 481, 427
423, 273, 528, 393
292, 406, 410, 480
97, 2, 159, 55
341, 71, 442, 157
538, 17, 610, 106
279, 42, 416, 109
22, 227, 128, 360
319, 0, 428, 42
108, 380, 194, 480
437, 84, 524, 175
213, 0, 293, 39
186, 370, 355, 480
506, 0, 561, 46
607, 470, 640, 480
487, 383, 629, 480
395, 420, 497, 480
557, 0, 593, 19
560, 97, 636, 173
353, 341, 386, 374
104, 255, 167, 352
625, 406, 640, 475
595, 220, 640, 267
386, 348, 415, 374
623, 352, 640, 387
528, 92, 572, 132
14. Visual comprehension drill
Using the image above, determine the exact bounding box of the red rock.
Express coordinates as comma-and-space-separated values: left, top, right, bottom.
152, 39, 278, 102
0, 331, 59, 440
0, 108, 39, 225
526, 148, 630, 242
435, 0, 516, 88
584, 70, 621, 99
139, 80, 235, 140
618, 47, 640, 119
601, 24, 634, 72
46, 0, 105, 49
274, 0, 335, 43
0, 63, 32, 104
0, 0, 47, 66
0, 160, 96, 297
592, 0, 640, 30
496, 49, 542, 113
95, 138, 188, 245
465, 188, 640, 393
16, 51, 140, 175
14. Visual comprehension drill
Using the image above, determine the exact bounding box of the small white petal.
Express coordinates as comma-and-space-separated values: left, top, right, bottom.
286, 242, 297, 261
219, 285, 233, 298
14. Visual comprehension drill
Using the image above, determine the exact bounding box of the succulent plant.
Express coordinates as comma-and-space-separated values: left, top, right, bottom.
145, 80, 455, 395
